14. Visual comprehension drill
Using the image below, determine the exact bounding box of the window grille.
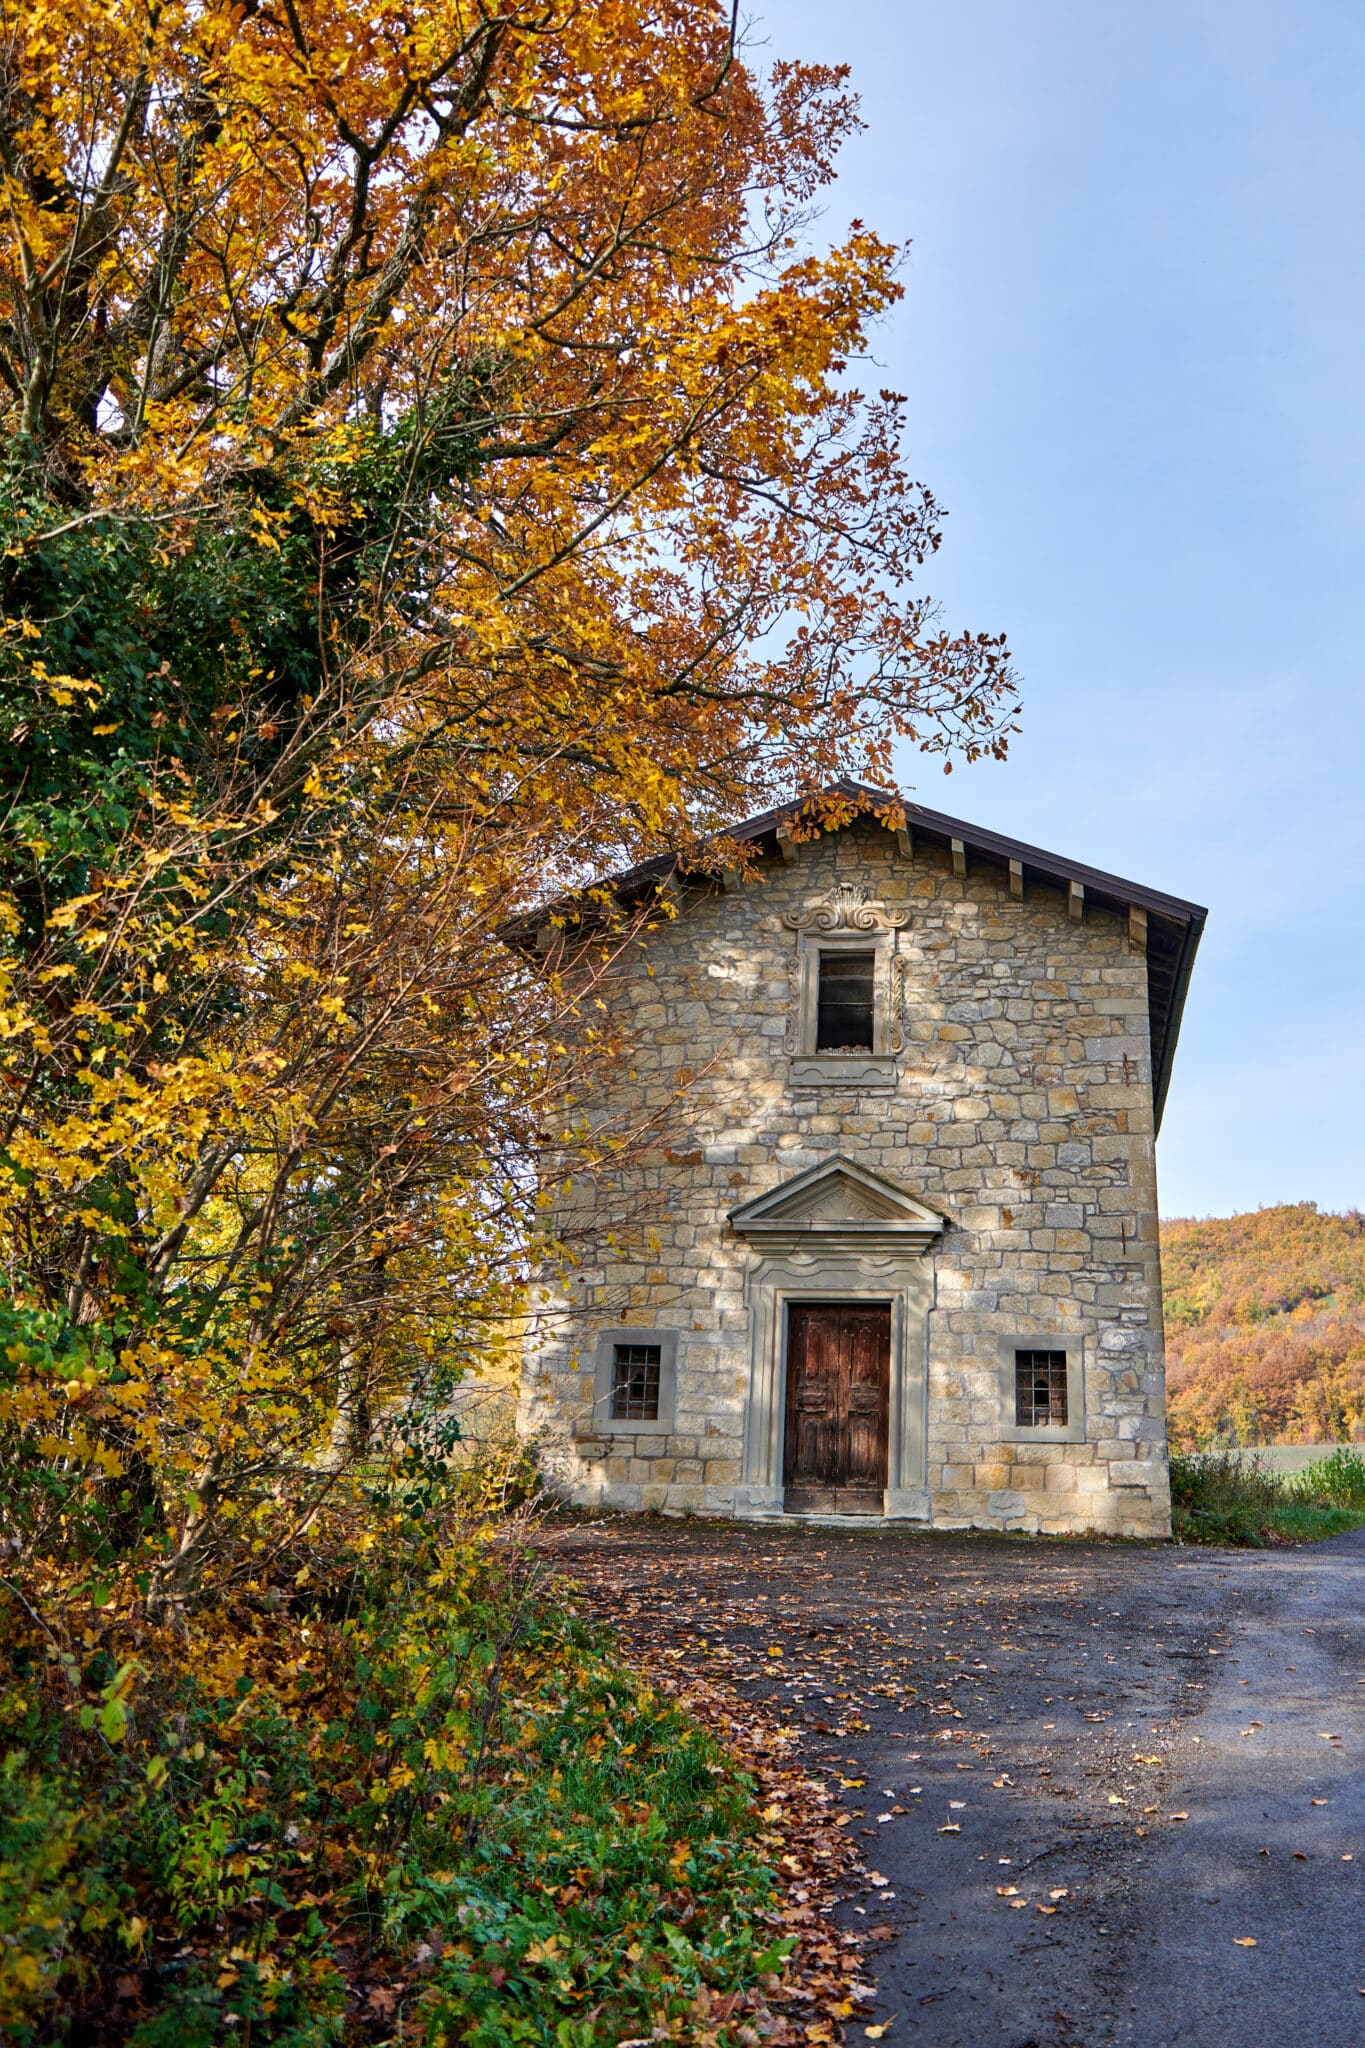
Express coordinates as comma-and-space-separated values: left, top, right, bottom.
610, 1342, 662, 1422
815, 950, 876, 1051
1014, 1348, 1069, 1428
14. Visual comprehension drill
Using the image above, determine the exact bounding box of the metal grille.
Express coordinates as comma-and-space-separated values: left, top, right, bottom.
610, 1342, 662, 1421
1015, 1348, 1068, 1428
816, 949, 875, 1051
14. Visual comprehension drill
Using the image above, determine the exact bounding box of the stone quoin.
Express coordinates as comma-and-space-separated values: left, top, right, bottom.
516, 784, 1206, 1538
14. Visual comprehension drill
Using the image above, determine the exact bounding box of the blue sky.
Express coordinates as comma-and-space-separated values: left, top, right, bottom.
759, 0, 1365, 1219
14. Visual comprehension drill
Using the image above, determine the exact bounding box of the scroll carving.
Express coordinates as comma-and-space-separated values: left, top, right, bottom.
781, 882, 911, 935
888, 951, 912, 1055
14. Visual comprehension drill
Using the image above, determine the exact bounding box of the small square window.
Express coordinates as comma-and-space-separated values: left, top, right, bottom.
610, 1342, 662, 1421
816, 950, 875, 1051
1015, 1348, 1068, 1428
592, 1327, 677, 1435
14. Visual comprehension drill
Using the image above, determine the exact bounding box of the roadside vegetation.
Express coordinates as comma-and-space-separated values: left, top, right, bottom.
0, 1445, 808, 2045
1170, 1446, 1365, 1546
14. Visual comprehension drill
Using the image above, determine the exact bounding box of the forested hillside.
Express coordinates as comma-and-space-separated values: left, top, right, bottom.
1163, 1205, 1365, 1445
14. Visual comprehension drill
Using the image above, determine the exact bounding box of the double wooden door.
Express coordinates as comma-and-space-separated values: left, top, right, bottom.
783, 1301, 891, 1514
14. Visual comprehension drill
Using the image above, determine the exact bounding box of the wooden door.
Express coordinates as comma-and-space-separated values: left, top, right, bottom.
783, 1302, 891, 1514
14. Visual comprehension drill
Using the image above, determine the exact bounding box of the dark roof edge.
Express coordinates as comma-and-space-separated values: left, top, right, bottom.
1151, 907, 1206, 1138
884, 792, 1207, 923
592, 779, 1209, 926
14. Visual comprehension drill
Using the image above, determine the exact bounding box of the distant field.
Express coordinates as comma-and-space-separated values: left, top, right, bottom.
1162, 1204, 1365, 1448
1224, 1443, 1344, 1475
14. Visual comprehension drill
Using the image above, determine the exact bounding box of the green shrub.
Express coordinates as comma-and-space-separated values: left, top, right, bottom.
0, 1464, 784, 2044
1287, 1445, 1365, 1509
1170, 1448, 1365, 1545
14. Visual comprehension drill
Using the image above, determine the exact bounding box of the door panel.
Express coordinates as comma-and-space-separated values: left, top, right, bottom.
784, 1302, 890, 1513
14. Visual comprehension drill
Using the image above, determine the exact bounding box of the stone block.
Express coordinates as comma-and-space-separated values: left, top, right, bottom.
974, 1463, 1012, 1490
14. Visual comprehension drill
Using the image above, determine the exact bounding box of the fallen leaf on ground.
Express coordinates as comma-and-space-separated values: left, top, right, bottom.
864, 2023, 895, 2040
1233, 1937, 1258, 1948
1312, 1799, 1328, 1806
1049, 1888, 1070, 1900
1169, 1812, 1190, 1822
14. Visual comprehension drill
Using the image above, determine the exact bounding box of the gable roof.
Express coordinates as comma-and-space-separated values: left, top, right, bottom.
517, 779, 1207, 1136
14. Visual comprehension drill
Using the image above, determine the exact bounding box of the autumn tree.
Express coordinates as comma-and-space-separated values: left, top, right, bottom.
0, 0, 1017, 1603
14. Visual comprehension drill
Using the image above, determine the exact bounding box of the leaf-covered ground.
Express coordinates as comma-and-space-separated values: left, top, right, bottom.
542, 1512, 1365, 2047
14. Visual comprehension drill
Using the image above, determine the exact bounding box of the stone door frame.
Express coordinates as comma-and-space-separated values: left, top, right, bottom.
735, 1249, 934, 1520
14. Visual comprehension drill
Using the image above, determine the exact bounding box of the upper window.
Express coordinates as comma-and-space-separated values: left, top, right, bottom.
1014, 1348, 1068, 1429
815, 950, 876, 1052
609, 1342, 662, 1422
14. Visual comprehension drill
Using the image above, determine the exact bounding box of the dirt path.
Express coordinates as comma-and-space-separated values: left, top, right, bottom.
537, 1516, 1365, 2048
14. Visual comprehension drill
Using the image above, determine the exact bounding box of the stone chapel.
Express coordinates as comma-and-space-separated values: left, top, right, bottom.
518, 784, 1205, 1538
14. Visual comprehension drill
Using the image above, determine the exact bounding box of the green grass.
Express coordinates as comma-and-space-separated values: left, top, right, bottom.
1170, 1446, 1365, 1545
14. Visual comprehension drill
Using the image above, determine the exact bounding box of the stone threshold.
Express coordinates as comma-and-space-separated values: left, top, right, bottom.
729, 1510, 932, 1531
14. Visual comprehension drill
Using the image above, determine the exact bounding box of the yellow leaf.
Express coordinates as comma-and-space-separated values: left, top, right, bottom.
1233, 1937, 1258, 1948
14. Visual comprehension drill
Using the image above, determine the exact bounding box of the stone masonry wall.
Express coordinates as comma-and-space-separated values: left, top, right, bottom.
520, 819, 1172, 1537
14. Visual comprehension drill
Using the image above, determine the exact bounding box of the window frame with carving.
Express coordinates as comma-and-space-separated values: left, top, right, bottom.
783, 885, 909, 1088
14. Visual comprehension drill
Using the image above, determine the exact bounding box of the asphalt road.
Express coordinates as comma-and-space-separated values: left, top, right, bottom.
541, 1517, 1365, 2048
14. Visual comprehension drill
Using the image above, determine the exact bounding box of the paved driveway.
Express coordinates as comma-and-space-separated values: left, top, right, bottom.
539, 1517, 1365, 2048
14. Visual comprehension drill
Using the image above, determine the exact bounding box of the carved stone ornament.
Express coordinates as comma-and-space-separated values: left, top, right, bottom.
782, 881, 911, 934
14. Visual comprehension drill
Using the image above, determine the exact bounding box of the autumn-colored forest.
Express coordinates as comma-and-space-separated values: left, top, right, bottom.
1163, 1204, 1365, 1447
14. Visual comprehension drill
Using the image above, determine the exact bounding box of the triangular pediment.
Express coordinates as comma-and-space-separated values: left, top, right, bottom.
728, 1155, 945, 1251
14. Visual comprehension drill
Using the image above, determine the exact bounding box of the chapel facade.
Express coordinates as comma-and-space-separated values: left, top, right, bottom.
519, 786, 1205, 1538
